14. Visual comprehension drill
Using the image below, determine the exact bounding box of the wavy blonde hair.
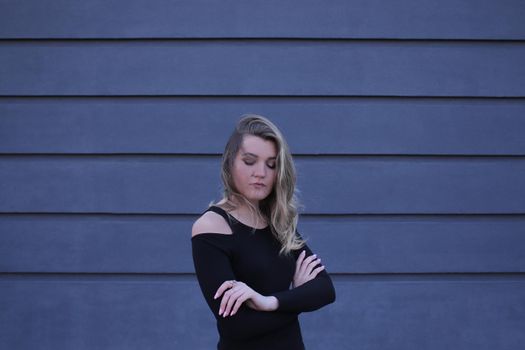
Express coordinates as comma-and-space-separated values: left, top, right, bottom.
215, 114, 305, 255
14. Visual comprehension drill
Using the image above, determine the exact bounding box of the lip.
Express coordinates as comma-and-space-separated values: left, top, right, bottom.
251, 183, 266, 187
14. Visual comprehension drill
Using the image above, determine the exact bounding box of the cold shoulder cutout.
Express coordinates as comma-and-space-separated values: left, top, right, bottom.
192, 208, 233, 238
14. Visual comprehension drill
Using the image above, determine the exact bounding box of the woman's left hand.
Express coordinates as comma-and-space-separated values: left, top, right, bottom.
214, 280, 278, 317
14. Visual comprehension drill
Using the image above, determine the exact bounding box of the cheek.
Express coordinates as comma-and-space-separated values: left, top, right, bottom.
232, 164, 250, 185
268, 171, 277, 187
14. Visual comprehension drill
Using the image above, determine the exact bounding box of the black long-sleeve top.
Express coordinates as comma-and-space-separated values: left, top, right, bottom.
191, 206, 336, 350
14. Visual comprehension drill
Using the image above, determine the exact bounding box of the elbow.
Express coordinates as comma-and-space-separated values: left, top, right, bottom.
320, 277, 336, 307
327, 282, 336, 305
309, 279, 336, 311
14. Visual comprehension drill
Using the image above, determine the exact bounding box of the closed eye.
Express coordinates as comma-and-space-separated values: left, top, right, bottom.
242, 156, 276, 169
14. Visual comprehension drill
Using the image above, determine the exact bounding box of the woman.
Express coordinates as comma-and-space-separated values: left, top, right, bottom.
191, 114, 336, 349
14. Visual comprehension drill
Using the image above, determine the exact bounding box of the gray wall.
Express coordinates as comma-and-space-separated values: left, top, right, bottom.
1, 1, 524, 349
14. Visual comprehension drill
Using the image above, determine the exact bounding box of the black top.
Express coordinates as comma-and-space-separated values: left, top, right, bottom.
191, 205, 336, 350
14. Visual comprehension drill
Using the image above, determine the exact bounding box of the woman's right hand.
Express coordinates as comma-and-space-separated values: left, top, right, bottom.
292, 250, 325, 288
214, 280, 279, 317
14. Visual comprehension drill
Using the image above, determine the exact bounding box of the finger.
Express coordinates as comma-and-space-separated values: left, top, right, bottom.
218, 292, 230, 315
223, 289, 243, 317
298, 252, 314, 269
309, 265, 325, 279
305, 258, 322, 276
213, 281, 230, 299
303, 260, 318, 278
230, 292, 249, 316
299, 254, 317, 274
219, 288, 237, 315
296, 250, 306, 267
301, 254, 317, 269
301, 264, 324, 285
304, 254, 317, 265
309, 257, 321, 268
223, 288, 245, 317
214, 280, 233, 299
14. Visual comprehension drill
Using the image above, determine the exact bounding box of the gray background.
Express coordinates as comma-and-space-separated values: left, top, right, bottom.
1, 1, 525, 349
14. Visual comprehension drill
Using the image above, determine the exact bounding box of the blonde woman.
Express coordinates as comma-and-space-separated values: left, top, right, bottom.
191, 114, 336, 349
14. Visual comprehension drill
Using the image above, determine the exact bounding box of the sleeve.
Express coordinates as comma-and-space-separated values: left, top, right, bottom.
191, 235, 298, 341
270, 232, 336, 313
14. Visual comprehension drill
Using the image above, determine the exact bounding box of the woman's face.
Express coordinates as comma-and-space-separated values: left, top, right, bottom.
232, 134, 278, 205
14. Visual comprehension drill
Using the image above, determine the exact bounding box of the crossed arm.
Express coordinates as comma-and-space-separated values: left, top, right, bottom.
191, 234, 335, 340
214, 246, 326, 317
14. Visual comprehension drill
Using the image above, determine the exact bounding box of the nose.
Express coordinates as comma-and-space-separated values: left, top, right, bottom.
253, 162, 266, 178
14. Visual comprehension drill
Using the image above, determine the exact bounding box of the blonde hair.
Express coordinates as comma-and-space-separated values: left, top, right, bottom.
215, 114, 305, 255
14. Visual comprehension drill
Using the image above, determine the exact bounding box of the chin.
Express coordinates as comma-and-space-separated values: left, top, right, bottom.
247, 196, 268, 202
245, 192, 270, 203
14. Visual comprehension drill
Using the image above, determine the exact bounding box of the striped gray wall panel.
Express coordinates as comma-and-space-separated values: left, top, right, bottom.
1, 0, 524, 39
0, 277, 214, 350
1, 215, 524, 273
1, 156, 524, 214
1, 278, 523, 350
1, 97, 525, 155
305, 277, 525, 350
1, 41, 525, 96
2, 1, 524, 349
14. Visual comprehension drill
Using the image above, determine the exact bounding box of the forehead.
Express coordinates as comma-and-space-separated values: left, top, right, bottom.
239, 135, 277, 158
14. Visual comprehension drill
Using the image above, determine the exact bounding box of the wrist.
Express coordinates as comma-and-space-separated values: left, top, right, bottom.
264, 296, 279, 311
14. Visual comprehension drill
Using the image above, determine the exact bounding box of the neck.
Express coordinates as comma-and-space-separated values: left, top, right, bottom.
222, 196, 259, 211
226, 198, 266, 228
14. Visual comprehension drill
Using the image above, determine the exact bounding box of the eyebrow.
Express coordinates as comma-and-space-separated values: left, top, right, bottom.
242, 152, 277, 160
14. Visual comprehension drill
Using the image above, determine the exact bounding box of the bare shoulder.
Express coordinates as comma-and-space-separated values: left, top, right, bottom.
191, 210, 233, 237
